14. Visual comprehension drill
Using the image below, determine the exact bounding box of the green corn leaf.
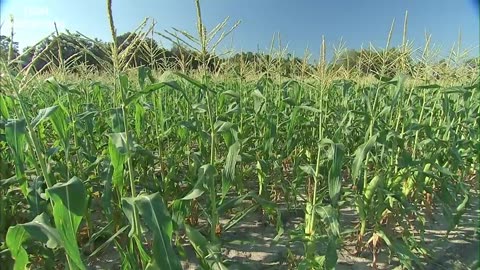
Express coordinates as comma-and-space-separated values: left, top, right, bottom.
27, 177, 48, 217
6, 213, 61, 270
135, 193, 182, 270
46, 176, 87, 270
314, 256, 326, 269
134, 102, 145, 139
376, 229, 419, 269
327, 143, 345, 206
185, 225, 227, 270
110, 108, 125, 133
316, 205, 340, 237
159, 81, 190, 102
100, 161, 113, 217
214, 120, 235, 133
45, 77, 82, 95
282, 80, 301, 105
449, 193, 470, 233
31, 105, 59, 128
375, 74, 395, 83
364, 174, 384, 205
138, 66, 148, 90
125, 81, 190, 106
88, 225, 128, 259
223, 204, 258, 233
325, 238, 338, 270
415, 84, 441, 89
0, 95, 13, 118
5, 118, 27, 196
355, 196, 367, 222
391, 76, 406, 108
217, 192, 253, 215
172, 71, 215, 93
226, 102, 241, 115
0, 175, 22, 187
222, 141, 241, 199
121, 197, 138, 237
300, 165, 316, 177
180, 186, 205, 201
296, 105, 321, 113
181, 164, 216, 201
119, 73, 130, 93
252, 89, 266, 114
221, 90, 240, 100
256, 74, 273, 92
84, 220, 114, 252
351, 133, 378, 181
49, 105, 70, 144
442, 86, 468, 95
192, 103, 208, 114
108, 132, 128, 190
255, 159, 268, 195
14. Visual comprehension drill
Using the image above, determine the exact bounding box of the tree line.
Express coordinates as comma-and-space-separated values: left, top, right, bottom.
0, 33, 478, 78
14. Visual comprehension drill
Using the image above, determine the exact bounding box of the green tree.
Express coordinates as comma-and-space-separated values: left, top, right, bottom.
331, 48, 413, 77
0, 35, 19, 61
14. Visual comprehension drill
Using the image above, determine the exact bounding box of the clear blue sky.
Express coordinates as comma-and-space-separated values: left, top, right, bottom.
0, 0, 478, 61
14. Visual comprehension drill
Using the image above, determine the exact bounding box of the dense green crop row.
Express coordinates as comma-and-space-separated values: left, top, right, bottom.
0, 1, 479, 269
1, 60, 478, 269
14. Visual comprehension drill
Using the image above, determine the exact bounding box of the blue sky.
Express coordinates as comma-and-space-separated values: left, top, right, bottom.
0, 0, 478, 61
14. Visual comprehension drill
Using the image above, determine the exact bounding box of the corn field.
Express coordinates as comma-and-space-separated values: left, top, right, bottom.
0, 1, 479, 269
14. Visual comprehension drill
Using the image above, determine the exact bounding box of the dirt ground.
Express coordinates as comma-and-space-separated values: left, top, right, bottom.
87, 193, 479, 270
